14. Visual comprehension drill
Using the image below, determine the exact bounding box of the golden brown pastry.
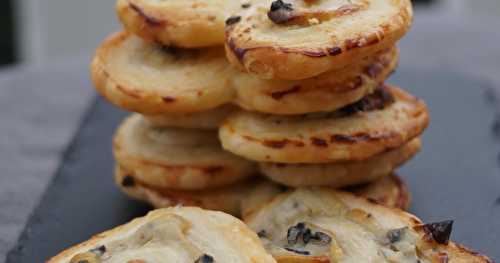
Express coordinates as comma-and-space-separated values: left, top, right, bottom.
47, 207, 277, 263
241, 173, 412, 219
115, 165, 265, 216
233, 47, 398, 114
245, 188, 493, 262
116, 0, 254, 48
260, 138, 420, 188
225, 0, 412, 80
114, 114, 256, 190
144, 104, 237, 130
91, 32, 235, 114
220, 85, 429, 163
347, 173, 411, 211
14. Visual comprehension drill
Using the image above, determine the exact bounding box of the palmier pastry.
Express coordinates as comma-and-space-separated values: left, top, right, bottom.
220, 85, 428, 163
225, 0, 412, 79
47, 207, 277, 263
114, 114, 256, 190
91, 32, 235, 114
245, 188, 493, 262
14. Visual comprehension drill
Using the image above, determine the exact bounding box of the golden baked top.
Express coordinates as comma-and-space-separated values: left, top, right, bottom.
220, 85, 428, 163
246, 188, 493, 263
117, 0, 254, 48
48, 207, 277, 263
91, 32, 235, 114
225, 0, 412, 79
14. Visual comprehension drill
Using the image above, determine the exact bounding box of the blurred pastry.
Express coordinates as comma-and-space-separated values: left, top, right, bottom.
115, 165, 263, 216
260, 138, 420, 188
113, 114, 256, 190
116, 0, 255, 47
144, 104, 236, 130
241, 173, 412, 219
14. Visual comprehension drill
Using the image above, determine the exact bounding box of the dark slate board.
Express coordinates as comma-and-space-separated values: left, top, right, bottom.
6, 68, 500, 262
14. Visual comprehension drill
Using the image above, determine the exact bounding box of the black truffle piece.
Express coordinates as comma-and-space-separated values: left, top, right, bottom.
89, 245, 106, 256
423, 220, 454, 245
195, 254, 214, 263
287, 223, 305, 245
311, 231, 332, 245
225, 16, 241, 26
386, 227, 406, 243
121, 175, 135, 187
268, 0, 294, 24
284, 247, 310, 255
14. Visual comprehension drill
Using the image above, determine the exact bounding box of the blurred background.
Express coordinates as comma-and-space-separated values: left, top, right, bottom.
0, 0, 498, 68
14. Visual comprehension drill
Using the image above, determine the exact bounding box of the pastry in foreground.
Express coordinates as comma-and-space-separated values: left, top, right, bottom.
220, 85, 429, 163
91, 32, 235, 114
114, 114, 256, 190
260, 138, 420, 188
245, 188, 493, 262
225, 0, 412, 79
116, 0, 252, 48
241, 173, 412, 219
233, 47, 399, 114
47, 207, 277, 263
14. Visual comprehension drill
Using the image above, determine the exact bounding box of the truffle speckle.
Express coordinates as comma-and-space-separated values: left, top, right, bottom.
422, 220, 453, 245
268, 0, 294, 24
195, 254, 214, 263
226, 16, 241, 26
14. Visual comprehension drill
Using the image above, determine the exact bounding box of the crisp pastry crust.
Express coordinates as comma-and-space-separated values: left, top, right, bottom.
47, 207, 277, 263
115, 165, 266, 216
116, 0, 252, 48
113, 114, 256, 190
91, 32, 401, 116
144, 104, 237, 130
241, 173, 411, 220
219, 85, 429, 163
118, 165, 410, 218
233, 47, 399, 114
245, 188, 493, 263
91, 32, 235, 114
225, 0, 412, 80
347, 173, 411, 211
260, 138, 420, 188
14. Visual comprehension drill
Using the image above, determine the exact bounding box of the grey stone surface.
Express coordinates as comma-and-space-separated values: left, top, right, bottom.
0, 60, 94, 261
0, 4, 499, 263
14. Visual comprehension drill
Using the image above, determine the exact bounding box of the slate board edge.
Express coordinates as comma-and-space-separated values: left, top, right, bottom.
5, 96, 100, 262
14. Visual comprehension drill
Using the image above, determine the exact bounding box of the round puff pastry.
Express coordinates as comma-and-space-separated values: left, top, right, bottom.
116, 0, 253, 48
47, 207, 277, 263
220, 85, 429, 163
233, 47, 398, 114
260, 137, 420, 188
144, 104, 237, 130
115, 165, 267, 216
91, 32, 235, 114
114, 114, 256, 190
225, 0, 412, 80
245, 188, 493, 263
241, 173, 411, 219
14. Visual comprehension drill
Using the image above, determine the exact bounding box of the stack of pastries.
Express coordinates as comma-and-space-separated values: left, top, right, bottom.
50, 0, 493, 262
